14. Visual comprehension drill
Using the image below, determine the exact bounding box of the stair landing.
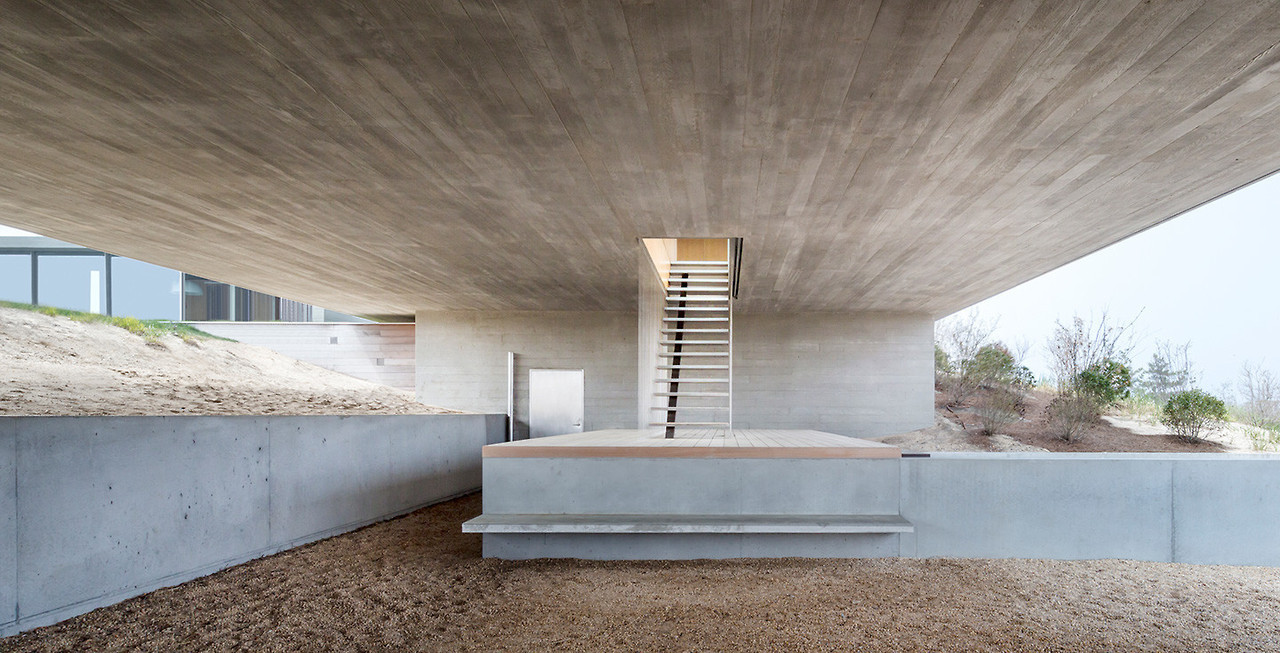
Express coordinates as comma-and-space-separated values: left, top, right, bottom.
483, 429, 900, 459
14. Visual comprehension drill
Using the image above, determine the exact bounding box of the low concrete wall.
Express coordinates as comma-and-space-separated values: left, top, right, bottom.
901, 453, 1280, 566
475, 451, 1280, 564
0, 413, 504, 636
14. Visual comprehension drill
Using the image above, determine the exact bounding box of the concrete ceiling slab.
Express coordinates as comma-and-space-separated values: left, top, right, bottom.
2, 1, 1279, 316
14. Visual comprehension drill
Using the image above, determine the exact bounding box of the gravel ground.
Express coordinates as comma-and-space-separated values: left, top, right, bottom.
5, 494, 1278, 653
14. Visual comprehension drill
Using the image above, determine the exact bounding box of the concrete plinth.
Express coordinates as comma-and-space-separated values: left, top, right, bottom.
464, 429, 910, 559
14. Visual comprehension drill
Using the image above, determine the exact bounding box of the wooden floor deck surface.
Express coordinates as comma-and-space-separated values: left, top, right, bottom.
483, 429, 900, 459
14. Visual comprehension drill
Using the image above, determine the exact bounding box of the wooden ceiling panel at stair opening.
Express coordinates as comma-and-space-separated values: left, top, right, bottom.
676, 240, 728, 263
2, 1, 1280, 316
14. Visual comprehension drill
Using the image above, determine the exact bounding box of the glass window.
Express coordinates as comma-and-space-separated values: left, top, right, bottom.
111, 257, 181, 320
0, 254, 32, 303
182, 275, 231, 321
277, 298, 313, 322
37, 255, 106, 313
235, 287, 277, 321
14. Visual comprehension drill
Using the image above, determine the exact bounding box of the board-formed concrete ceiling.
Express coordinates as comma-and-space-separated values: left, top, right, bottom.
2, 1, 1280, 317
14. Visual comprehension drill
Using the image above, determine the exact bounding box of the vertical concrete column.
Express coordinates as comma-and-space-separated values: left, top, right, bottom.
0, 424, 16, 630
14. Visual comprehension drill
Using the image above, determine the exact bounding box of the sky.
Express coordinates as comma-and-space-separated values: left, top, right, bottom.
0, 224, 37, 237
944, 172, 1280, 397
5, 172, 1278, 394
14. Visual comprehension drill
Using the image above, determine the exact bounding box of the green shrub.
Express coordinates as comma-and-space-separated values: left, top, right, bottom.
934, 344, 952, 387
1076, 359, 1132, 406
1161, 390, 1227, 442
967, 343, 1034, 389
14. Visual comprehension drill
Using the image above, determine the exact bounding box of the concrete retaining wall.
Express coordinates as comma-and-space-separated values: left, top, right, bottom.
190, 322, 416, 391
901, 453, 1280, 565
0, 413, 504, 636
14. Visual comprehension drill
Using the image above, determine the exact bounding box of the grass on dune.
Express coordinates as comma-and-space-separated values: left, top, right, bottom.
0, 300, 232, 343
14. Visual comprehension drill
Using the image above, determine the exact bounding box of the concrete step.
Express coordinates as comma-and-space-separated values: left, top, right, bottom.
651, 405, 725, 410
663, 295, 729, 301
664, 306, 728, 312
463, 513, 915, 534
668, 260, 730, 266
655, 378, 729, 383
658, 351, 728, 357
648, 421, 731, 427
660, 328, 729, 334
659, 340, 729, 346
662, 317, 728, 322
657, 364, 729, 370
653, 392, 730, 397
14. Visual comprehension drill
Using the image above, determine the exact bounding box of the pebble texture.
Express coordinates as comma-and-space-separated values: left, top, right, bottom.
5, 494, 1278, 652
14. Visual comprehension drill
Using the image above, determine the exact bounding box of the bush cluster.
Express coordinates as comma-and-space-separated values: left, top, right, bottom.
1161, 390, 1227, 442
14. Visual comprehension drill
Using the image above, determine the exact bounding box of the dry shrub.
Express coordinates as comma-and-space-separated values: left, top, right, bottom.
1045, 395, 1098, 442
976, 387, 1025, 436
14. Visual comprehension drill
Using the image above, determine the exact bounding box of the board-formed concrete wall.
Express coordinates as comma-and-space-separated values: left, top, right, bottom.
0, 413, 503, 636
416, 311, 639, 439
416, 311, 933, 439
732, 313, 934, 437
191, 322, 416, 391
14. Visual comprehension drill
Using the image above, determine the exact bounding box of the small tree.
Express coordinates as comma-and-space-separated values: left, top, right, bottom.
966, 342, 1034, 436
1047, 311, 1138, 394
1043, 312, 1137, 440
935, 312, 997, 406
1076, 359, 1132, 407
1161, 390, 1227, 442
1238, 362, 1280, 429
1137, 341, 1196, 403
935, 344, 952, 388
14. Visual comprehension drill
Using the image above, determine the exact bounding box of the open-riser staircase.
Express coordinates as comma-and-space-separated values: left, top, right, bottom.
651, 260, 731, 437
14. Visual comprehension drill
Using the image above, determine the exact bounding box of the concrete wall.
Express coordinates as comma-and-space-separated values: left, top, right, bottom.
0, 413, 503, 636
900, 453, 1280, 565
733, 313, 934, 437
476, 452, 1280, 564
416, 311, 638, 439
191, 322, 416, 391
416, 311, 933, 439
637, 254, 666, 432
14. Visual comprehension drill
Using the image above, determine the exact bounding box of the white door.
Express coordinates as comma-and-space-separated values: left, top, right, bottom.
529, 369, 585, 438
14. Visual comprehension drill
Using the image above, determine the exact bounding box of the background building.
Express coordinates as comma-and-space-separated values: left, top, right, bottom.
0, 234, 365, 323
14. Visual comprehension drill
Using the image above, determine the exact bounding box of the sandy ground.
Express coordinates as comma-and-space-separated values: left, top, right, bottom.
4, 493, 1278, 653
874, 414, 1049, 452
0, 307, 452, 416
1102, 415, 1258, 453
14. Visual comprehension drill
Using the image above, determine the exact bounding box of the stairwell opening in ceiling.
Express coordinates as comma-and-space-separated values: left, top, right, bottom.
639, 238, 741, 438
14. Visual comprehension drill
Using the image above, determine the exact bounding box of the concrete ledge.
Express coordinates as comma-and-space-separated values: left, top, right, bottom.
483, 533, 902, 560
462, 513, 914, 534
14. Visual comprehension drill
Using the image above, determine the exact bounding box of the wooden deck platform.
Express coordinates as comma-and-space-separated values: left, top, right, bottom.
482, 429, 900, 459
